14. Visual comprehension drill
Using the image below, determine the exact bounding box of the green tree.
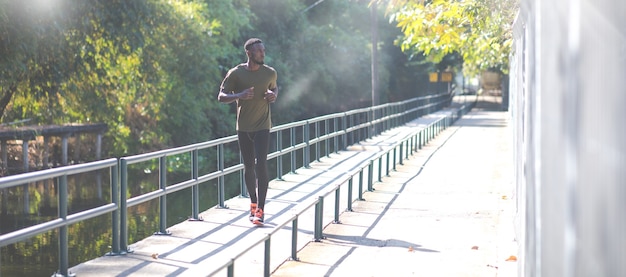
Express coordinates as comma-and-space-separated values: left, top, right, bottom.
0, 0, 250, 156
1, 0, 449, 159
384, 0, 519, 76
0, 0, 76, 122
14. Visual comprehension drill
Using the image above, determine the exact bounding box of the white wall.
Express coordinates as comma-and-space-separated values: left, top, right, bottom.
511, 1, 626, 276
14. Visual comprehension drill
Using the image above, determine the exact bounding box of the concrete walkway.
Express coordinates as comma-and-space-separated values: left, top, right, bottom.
272, 98, 518, 277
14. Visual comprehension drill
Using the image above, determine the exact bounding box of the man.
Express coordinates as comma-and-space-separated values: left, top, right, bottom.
218, 38, 278, 225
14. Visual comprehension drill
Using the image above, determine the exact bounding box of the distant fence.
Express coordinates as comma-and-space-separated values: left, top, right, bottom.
0, 93, 453, 277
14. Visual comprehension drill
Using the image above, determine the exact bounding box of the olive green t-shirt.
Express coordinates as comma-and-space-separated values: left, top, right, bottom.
220, 64, 278, 132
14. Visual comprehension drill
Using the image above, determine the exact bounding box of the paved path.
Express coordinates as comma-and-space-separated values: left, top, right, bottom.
272, 98, 518, 277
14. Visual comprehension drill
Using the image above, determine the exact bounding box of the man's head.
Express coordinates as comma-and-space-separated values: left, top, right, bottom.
244, 38, 263, 51
244, 38, 265, 65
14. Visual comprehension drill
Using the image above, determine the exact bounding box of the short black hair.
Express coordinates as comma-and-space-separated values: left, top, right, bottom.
244, 38, 263, 51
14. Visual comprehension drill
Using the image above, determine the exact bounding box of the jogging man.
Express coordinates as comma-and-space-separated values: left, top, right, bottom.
217, 38, 278, 225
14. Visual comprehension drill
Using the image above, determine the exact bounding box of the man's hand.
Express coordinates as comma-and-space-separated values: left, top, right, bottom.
264, 89, 277, 103
238, 87, 255, 100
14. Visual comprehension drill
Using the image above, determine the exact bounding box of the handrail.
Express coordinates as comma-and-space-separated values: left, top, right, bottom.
0, 93, 456, 277
198, 107, 467, 277
0, 158, 119, 277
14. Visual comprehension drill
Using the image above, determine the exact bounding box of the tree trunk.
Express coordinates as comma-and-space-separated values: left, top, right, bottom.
0, 82, 17, 121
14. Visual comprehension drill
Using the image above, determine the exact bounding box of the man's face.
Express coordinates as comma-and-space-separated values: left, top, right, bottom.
247, 43, 265, 65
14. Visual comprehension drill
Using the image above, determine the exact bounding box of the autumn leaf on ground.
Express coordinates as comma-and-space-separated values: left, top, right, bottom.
408, 246, 414, 252
505, 255, 517, 261
471, 246, 479, 250
151, 253, 159, 259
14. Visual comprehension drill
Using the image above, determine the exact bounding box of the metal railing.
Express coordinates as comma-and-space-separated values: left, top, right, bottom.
0, 158, 119, 277
0, 92, 454, 277
202, 103, 475, 277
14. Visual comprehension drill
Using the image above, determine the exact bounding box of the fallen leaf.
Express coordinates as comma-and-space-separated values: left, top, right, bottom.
151, 253, 159, 259
501, 195, 508, 200
408, 246, 414, 252
505, 255, 517, 261
471, 246, 479, 250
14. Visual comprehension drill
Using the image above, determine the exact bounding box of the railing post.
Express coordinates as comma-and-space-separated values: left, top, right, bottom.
358, 170, 364, 200
430, 121, 437, 140
367, 109, 372, 139
383, 106, 388, 131
399, 143, 404, 165
291, 218, 299, 261
333, 117, 339, 154
314, 196, 325, 241
156, 156, 171, 235
190, 150, 201, 221
57, 175, 71, 277
392, 104, 397, 128
349, 114, 354, 146
334, 188, 341, 223
440, 119, 444, 133
324, 119, 329, 157
405, 140, 409, 160
378, 157, 383, 182
393, 147, 397, 171
347, 177, 354, 212
342, 115, 348, 150
367, 161, 374, 191
386, 151, 390, 176
290, 127, 296, 173
119, 159, 130, 253
217, 145, 227, 208
108, 162, 120, 255
393, 103, 398, 127
227, 260, 234, 277
419, 131, 423, 150
276, 131, 283, 181
304, 122, 310, 168
264, 237, 271, 277
429, 124, 434, 141
315, 121, 321, 162
437, 120, 441, 135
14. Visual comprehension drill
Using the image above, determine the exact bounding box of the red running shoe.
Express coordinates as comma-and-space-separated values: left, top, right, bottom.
252, 208, 264, 226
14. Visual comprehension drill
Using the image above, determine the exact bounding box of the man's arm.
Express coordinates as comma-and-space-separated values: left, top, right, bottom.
264, 86, 278, 103
218, 87, 255, 104
217, 90, 238, 104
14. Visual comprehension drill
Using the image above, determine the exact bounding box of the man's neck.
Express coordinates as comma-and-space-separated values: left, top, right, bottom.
246, 61, 261, 71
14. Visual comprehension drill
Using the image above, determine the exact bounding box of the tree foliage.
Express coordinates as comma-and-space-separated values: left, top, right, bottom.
383, 0, 519, 76
1, 0, 248, 156
0, 0, 439, 158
